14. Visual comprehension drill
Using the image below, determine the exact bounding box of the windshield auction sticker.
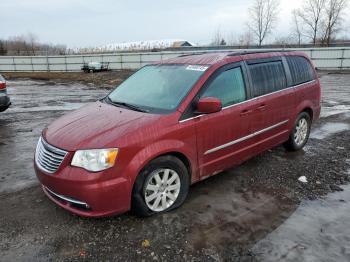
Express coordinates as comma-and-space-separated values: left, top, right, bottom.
186, 65, 209, 71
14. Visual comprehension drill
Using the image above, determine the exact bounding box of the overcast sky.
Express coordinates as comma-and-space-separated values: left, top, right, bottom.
1, 0, 350, 48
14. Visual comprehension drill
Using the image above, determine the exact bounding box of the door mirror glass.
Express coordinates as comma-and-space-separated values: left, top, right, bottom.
197, 97, 222, 114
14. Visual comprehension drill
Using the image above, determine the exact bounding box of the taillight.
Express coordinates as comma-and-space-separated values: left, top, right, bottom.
0, 82, 6, 90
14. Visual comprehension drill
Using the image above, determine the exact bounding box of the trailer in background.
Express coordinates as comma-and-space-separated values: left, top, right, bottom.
81, 62, 110, 73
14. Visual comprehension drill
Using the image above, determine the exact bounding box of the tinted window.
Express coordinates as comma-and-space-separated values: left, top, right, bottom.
201, 67, 246, 107
248, 61, 287, 97
286, 56, 315, 85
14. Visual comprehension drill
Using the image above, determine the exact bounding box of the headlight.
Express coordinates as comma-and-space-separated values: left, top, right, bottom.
71, 148, 118, 172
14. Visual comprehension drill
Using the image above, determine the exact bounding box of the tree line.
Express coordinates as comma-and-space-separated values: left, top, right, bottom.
211, 0, 349, 47
0, 33, 67, 56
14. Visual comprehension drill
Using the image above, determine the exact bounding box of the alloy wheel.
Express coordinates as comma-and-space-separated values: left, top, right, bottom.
294, 118, 308, 146
144, 168, 181, 212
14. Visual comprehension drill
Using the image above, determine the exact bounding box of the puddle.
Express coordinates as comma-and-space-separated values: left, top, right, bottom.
310, 122, 350, 140
7, 79, 47, 86
184, 190, 295, 253
319, 74, 350, 105
252, 183, 350, 262
0, 79, 107, 194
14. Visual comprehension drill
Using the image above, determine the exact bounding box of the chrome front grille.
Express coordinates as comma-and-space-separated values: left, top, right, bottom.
35, 137, 67, 173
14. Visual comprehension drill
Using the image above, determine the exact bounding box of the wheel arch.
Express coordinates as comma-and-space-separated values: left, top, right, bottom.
301, 107, 314, 122
132, 150, 193, 186
295, 100, 315, 123
126, 140, 197, 187
155, 151, 192, 181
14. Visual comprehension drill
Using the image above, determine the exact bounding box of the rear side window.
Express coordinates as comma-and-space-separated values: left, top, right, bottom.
286, 56, 315, 85
201, 67, 246, 107
248, 61, 287, 97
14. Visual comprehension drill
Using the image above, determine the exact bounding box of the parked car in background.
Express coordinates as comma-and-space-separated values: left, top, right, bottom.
0, 74, 11, 112
35, 51, 321, 217
81, 62, 109, 73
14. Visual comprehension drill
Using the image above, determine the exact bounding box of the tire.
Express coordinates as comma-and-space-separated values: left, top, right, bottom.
131, 156, 190, 217
284, 112, 311, 151
0, 106, 9, 112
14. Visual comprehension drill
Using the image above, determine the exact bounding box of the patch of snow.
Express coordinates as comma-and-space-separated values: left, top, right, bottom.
298, 176, 308, 183
321, 104, 350, 118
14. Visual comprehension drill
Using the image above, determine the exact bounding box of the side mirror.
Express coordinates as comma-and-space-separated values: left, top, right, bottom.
197, 97, 222, 114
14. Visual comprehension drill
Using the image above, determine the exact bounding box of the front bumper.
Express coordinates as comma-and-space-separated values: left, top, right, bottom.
35, 162, 132, 217
0, 95, 10, 112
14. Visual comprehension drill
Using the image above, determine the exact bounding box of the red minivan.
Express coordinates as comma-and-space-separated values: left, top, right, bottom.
35, 51, 321, 217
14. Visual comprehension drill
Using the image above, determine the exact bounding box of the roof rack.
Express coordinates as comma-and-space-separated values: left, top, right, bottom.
178, 50, 229, 57
178, 52, 210, 57
227, 49, 293, 56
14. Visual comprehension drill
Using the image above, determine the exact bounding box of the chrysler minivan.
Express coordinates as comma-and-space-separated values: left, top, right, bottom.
35, 51, 321, 217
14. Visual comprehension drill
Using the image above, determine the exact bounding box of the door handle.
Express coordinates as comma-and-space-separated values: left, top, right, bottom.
256, 104, 267, 111
240, 109, 253, 116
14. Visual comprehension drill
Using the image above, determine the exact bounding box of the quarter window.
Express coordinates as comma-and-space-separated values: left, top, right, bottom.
286, 56, 315, 85
248, 61, 287, 97
201, 67, 246, 107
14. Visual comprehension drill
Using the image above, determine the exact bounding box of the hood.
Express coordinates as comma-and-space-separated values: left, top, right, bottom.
43, 101, 160, 151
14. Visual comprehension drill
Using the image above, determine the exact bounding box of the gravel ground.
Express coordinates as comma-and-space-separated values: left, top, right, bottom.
0, 73, 349, 261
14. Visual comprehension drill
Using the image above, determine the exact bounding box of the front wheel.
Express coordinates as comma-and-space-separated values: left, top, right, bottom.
131, 156, 190, 217
284, 112, 311, 151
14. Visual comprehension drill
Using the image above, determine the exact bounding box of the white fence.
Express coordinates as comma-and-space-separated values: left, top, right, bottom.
0, 47, 349, 72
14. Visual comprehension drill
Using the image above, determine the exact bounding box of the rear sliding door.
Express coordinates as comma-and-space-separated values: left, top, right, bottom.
245, 57, 295, 152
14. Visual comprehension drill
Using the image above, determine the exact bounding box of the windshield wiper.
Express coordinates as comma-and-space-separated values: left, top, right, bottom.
105, 96, 149, 113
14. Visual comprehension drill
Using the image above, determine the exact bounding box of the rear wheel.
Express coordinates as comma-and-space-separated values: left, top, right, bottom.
131, 156, 190, 217
284, 112, 311, 151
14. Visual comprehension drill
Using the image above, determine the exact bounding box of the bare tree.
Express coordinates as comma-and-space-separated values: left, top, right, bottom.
0, 40, 6, 55
227, 32, 238, 46
296, 0, 326, 46
248, 0, 280, 47
25, 33, 38, 55
238, 29, 253, 48
7, 35, 26, 55
292, 9, 303, 46
2, 34, 67, 55
273, 36, 294, 47
211, 27, 225, 46
322, 0, 348, 46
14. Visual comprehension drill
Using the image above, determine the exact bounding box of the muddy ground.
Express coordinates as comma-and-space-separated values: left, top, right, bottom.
0, 74, 350, 261
2, 71, 135, 89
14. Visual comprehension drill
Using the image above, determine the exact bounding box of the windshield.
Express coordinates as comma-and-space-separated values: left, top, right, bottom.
107, 64, 207, 113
